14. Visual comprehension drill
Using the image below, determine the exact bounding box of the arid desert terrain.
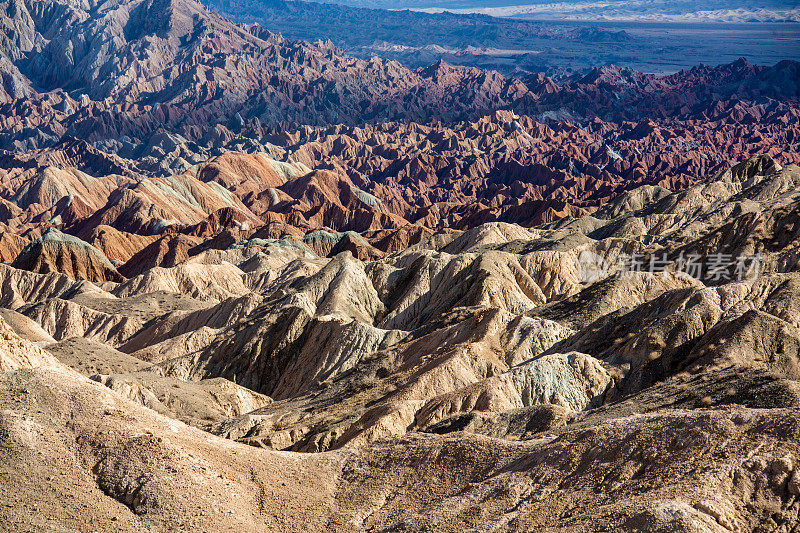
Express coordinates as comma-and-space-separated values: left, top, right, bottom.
1, 0, 799, 530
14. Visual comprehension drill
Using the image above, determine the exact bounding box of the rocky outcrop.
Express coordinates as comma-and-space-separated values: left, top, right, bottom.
11, 228, 123, 282
114, 263, 250, 302
18, 298, 143, 346
0, 0, 532, 150
173, 157, 800, 454
0, 231, 26, 262
0, 109, 797, 270
0, 154, 798, 532
0, 0, 795, 239
85, 225, 158, 264
413, 352, 613, 430
0, 263, 110, 309
118, 234, 202, 278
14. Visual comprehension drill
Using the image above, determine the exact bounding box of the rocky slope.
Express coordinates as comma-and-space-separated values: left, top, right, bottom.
1, 155, 799, 530
1, 0, 799, 529
11, 228, 125, 282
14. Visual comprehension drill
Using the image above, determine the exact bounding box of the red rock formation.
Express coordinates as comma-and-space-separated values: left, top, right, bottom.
11, 229, 124, 282
85, 225, 159, 264
0, 231, 26, 263
119, 234, 204, 278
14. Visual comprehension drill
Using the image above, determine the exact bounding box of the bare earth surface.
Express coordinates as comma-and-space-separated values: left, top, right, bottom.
0, 154, 799, 531
1, 0, 799, 530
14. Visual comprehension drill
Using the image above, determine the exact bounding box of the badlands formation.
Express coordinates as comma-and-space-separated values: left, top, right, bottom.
0, 0, 800, 530
0, 152, 799, 531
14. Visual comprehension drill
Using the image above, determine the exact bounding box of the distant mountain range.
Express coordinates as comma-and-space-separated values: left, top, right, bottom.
316, 0, 800, 23
1, 0, 798, 151
206, 0, 628, 47
202, 0, 800, 75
